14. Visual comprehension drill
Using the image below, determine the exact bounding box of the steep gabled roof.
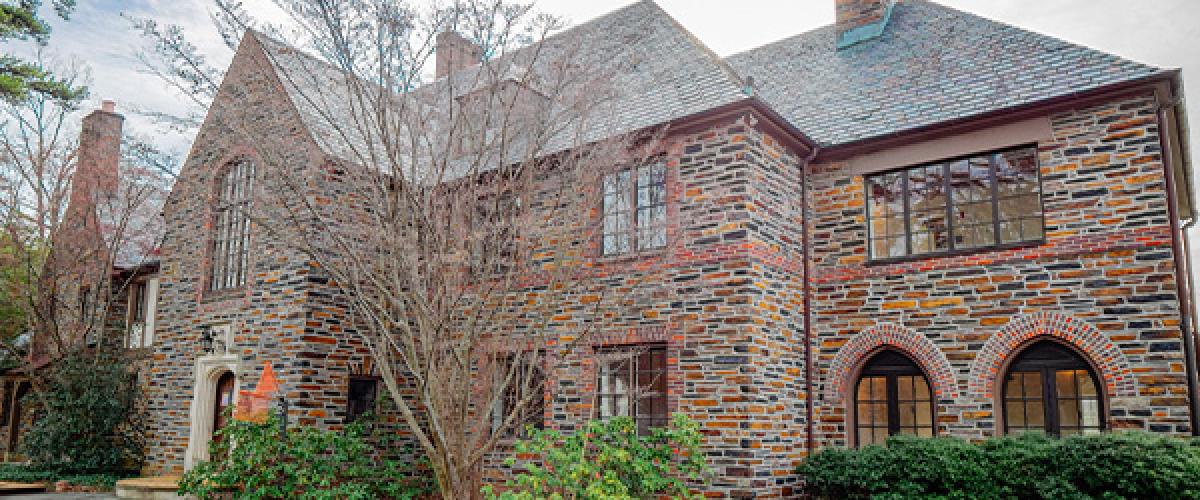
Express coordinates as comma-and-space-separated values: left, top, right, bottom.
249, 0, 747, 167
726, 0, 1168, 147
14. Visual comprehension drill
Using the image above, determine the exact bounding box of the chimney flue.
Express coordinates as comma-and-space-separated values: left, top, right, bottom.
101, 99, 116, 113
836, 0, 896, 49
435, 31, 483, 78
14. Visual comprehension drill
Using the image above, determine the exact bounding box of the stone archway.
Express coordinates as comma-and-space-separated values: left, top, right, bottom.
825, 323, 959, 404
184, 355, 241, 469
966, 312, 1136, 400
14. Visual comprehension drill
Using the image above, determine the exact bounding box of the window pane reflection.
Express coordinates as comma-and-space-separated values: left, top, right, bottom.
866, 146, 1042, 259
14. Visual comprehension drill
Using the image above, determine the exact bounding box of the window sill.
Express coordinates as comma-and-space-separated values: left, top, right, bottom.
865, 239, 1046, 267
595, 247, 668, 265
200, 286, 249, 303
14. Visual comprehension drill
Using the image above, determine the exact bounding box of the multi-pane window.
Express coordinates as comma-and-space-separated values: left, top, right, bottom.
490, 353, 545, 437
210, 160, 255, 290
854, 350, 935, 446
602, 163, 666, 255
126, 278, 158, 348
346, 377, 379, 423
471, 195, 521, 273
866, 146, 1042, 260
1003, 341, 1103, 436
596, 345, 668, 435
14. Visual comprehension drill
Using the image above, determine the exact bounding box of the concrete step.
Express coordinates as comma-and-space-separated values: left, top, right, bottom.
114, 476, 181, 500
0, 481, 49, 494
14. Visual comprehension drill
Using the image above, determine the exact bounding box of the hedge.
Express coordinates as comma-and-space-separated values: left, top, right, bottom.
797, 432, 1200, 499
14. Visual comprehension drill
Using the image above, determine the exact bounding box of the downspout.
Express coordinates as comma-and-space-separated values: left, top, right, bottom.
1154, 94, 1200, 435
801, 146, 820, 454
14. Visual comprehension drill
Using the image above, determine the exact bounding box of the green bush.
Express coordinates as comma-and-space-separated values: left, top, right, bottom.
798, 432, 1200, 499
20, 352, 142, 474
483, 414, 708, 500
178, 412, 429, 500
0, 464, 125, 490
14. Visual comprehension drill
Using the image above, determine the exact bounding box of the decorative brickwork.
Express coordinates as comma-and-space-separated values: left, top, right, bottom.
825, 323, 959, 403
808, 93, 1193, 445
967, 312, 1136, 399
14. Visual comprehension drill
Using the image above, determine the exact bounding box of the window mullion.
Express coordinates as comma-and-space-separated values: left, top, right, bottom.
990, 155, 1002, 246
886, 375, 900, 436
902, 171, 912, 256
1043, 367, 1057, 435
943, 162, 955, 251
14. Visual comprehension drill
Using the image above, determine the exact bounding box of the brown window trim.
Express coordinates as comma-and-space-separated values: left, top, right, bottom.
600, 161, 668, 257
853, 350, 936, 447
346, 375, 381, 424
864, 143, 1045, 263
593, 343, 668, 435
1001, 341, 1105, 436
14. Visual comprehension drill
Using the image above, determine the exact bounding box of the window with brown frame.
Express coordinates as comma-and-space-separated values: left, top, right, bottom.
490, 352, 545, 438
595, 345, 667, 435
470, 195, 521, 274
602, 162, 666, 255
209, 159, 255, 291
346, 376, 379, 423
1002, 341, 1104, 436
865, 145, 1043, 260
854, 350, 935, 446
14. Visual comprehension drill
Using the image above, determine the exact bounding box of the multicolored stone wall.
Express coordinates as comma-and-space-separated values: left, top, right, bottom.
141, 34, 368, 474
807, 92, 1192, 447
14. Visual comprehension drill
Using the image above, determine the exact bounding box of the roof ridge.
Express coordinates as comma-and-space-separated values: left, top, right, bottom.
906, 0, 1160, 71
640, 1, 748, 93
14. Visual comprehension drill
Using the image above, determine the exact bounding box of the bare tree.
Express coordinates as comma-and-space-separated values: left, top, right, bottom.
138, 1, 689, 496
0, 55, 170, 384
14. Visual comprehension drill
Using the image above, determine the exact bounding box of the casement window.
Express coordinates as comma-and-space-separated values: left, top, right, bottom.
602, 162, 666, 255
865, 145, 1043, 260
126, 278, 159, 348
346, 376, 380, 423
1003, 341, 1103, 436
490, 353, 545, 437
595, 345, 668, 435
854, 350, 935, 446
210, 160, 255, 291
471, 195, 521, 273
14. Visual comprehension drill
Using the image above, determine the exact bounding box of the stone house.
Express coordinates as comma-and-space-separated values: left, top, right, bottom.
123, 0, 1197, 496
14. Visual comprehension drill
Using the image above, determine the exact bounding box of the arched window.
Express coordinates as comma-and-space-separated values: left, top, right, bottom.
210, 160, 255, 291
1002, 340, 1103, 435
854, 350, 935, 446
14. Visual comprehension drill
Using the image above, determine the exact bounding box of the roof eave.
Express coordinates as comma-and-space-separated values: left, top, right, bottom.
815, 70, 1179, 163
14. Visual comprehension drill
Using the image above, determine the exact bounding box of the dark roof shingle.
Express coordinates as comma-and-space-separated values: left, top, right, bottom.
726, 0, 1166, 147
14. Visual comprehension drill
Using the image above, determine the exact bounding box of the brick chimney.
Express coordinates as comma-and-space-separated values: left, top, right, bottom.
435, 31, 483, 78
73, 99, 123, 206
836, 0, 897, 49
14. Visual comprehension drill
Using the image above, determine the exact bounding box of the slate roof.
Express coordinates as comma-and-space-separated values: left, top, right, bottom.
726, 0, 1168, 147
251, 0, 748, 169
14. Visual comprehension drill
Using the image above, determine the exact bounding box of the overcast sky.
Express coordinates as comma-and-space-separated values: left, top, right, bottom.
15, 0, 1200, 272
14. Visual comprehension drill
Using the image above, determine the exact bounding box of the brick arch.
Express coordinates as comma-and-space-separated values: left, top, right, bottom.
967, 312, 1136, 399
825, 323, 959, 403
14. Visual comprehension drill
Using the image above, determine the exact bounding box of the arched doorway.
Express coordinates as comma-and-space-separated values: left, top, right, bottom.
212, 372, 236, 437
1001, 340, 1104, 436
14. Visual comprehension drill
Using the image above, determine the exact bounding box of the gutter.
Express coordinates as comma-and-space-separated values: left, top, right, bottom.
1154, 91, 1200, 435
801, 146, 820, 454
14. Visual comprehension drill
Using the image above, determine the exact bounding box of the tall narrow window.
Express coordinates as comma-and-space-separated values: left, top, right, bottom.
346, 376, 379, 423
126, 278, 158, 348
210, 160, 255, 291
865, 145, 1042, 260
854, 350, 935, 446
1003, 341, 1104, 436
602, 162, 666, 255
596, 345, 667, 435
